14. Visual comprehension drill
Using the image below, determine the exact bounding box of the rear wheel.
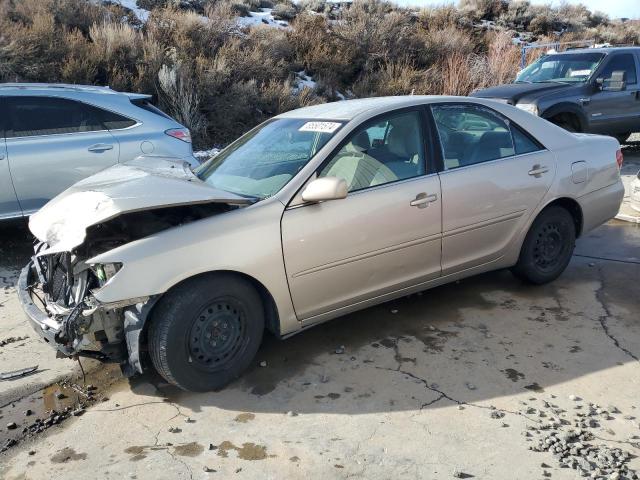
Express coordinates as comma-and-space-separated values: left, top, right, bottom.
614, 132, 631, 144
511, 206, 576, 285
148, 273, 264, 391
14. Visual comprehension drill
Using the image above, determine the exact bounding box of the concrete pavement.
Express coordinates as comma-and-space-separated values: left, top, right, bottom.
0, 219, 638, 480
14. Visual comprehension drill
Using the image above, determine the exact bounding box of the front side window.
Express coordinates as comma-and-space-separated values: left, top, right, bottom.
598, 54, 637, 85
318, 110, 426, 192
516, 53, 604, 84
5, 97, 106, 138
197, 118, 342, 199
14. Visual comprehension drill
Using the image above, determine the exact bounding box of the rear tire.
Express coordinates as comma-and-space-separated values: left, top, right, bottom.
148, 273, 264, 392
614, 132, 631, 144
511, 206, 576, 285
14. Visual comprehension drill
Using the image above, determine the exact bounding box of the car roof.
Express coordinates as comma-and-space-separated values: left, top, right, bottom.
0, 83, 151, 100
275, 95, 464, 121
561, 46, 640, 55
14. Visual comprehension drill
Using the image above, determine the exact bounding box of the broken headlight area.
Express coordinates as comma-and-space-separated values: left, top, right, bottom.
91, 263, 122, 287
29, 248, 132, 362
24, 202, 241, 372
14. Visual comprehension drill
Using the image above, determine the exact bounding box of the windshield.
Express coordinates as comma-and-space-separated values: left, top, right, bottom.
196, 118, 343, 199
516, 52, 604, 83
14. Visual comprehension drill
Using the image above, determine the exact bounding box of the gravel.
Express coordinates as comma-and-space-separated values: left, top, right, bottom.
524, 396, 638, 480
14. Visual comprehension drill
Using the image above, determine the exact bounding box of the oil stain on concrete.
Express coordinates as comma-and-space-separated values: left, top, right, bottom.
234, 413, 255, 423
173, 442, 204, 457
50, 447, 87, 463
216, 441, 274, 460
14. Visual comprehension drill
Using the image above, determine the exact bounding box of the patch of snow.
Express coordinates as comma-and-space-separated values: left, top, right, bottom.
112, 0, 150, 22
236, 8, 289, 29
194, 148, 221, 163
294, 71, 317, 93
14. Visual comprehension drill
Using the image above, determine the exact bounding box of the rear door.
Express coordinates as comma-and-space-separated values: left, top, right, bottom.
0, 97, 22, 220
5, 96, 120, 214
431, 103, 555, 274
586, 53, 639, 134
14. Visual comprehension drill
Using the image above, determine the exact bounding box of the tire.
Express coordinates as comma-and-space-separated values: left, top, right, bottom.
614, 132, 631, 144
148, 273, 264, 392
553, 120, 578, 133
511, 206, 576, 285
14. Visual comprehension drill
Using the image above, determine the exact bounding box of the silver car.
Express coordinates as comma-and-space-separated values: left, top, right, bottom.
18, 96, 624, 391
0, 83, 197, 220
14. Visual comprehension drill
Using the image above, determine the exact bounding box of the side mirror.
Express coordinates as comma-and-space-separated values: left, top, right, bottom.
601, 71, 626, 92
301, 177, 348, 203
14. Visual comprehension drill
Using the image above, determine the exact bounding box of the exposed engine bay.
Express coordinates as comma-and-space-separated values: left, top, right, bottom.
26, 202, 238, 371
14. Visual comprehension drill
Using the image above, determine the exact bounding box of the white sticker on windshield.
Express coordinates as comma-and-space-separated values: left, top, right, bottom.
299, 121, 341, 133
569, 69, 591, 77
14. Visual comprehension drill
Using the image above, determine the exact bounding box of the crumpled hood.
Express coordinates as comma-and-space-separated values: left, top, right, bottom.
30, 156, 251, 252
472, 82, 574, 102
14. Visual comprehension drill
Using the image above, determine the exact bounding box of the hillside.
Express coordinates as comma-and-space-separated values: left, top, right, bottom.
0, 0, 638, 147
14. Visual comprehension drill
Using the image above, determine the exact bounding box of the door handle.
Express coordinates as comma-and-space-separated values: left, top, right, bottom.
410, 192, 438, 208
528, 165, 549, 177
0, 153, 4, 160
87, 144, 113, 153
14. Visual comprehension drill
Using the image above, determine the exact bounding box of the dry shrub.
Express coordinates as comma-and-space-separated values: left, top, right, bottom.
485, 31, 520, 85
352, 61, 429, 97
158, 62, 207, 138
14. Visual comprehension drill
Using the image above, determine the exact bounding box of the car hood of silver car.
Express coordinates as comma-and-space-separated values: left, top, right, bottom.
29, 156, 252, 252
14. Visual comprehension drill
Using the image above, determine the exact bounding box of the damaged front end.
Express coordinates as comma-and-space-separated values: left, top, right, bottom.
17, 157, 254, 375
19, 201, 245, 376
18, 238, 153, 374
21, 247, 141, 364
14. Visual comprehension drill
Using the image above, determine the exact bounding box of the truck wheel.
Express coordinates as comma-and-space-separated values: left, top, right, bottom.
614, 132, 631, 144
148, 273, 264, 391
511, 206, 576, 285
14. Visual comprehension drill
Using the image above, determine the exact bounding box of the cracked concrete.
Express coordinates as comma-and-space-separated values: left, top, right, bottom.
0, 220, 638, 478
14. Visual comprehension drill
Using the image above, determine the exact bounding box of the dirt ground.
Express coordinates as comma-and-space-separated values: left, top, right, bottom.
0, 154, 639, 480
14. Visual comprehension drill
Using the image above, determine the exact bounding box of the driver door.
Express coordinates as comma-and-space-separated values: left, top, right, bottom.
586, 53, 639, 134
281, 109, 442, 320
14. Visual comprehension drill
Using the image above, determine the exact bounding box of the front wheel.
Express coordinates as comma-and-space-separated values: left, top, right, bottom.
148, 273, 264, 391
614, 132, 631, 144
511, 206, 576, 285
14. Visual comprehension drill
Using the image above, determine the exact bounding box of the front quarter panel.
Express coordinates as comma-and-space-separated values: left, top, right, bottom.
89, 199, 300, 335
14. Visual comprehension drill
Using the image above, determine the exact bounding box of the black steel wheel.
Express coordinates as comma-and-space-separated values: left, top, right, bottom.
148, 273, 264, 391
188, 298, 247, 370
511, 206, 576, 285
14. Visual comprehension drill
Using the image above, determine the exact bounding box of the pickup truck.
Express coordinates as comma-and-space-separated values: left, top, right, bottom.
471, 47, 640, 143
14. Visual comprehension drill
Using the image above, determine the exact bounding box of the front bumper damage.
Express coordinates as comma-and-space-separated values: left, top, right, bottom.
18, 255, 154, 376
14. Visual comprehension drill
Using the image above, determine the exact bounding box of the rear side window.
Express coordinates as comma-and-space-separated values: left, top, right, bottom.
98, 109, 137, 130
512, 125, 543, 155
6, 97, 104, 138
131, 99, 173, 120
5, 96, 136, 138
432, 104, 514, 170
432, 104, 543, 170
599, 54, 637, 85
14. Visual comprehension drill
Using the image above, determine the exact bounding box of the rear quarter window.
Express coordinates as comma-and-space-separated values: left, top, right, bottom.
131, 99, 174, 120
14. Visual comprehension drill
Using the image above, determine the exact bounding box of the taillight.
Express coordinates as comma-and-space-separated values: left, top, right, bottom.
616, 149, 624, 169
165, 128, 192, 143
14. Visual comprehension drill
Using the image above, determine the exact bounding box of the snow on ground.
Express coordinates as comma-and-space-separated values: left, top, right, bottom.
236, 8, 289, 29
194, 148, 221, 163
112, 0, 150, 22
293, 70, 317, 93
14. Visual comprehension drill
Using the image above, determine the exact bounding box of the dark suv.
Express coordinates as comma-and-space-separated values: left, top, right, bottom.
472, 47, 640, 143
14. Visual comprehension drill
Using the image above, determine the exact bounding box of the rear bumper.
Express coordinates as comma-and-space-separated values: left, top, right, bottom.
17, 262, 74, 356
578, 180, 625, 233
